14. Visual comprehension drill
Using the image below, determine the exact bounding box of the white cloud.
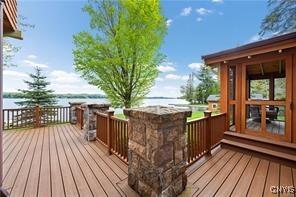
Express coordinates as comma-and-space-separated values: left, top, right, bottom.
212, 0, 223, 3
164, 86, 179, 91
196, 8, 213, 15
23, 59, 48, 68
181, 7, 192, 16
166, 19, 173, 27
165, 74, 188, 81
196, 17, 203, 22
157, 65, 176, 72
49, 83, 101, 94
188, 63, 203, 70
27, 54, 37, 59
3, 70, 29, 78
50, 70, 81, 83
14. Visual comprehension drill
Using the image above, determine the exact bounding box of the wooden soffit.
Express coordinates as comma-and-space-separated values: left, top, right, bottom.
3, 0, 22, 39
202, 31, 296, 65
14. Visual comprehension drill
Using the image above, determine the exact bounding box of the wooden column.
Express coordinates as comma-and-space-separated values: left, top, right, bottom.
204, 110, 212, 155
106, 110, 114, 155
219, 63, 229, 113
34, 105, 40, 128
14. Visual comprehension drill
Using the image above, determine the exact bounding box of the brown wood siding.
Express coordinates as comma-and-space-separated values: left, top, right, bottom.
3, 0, 17, 33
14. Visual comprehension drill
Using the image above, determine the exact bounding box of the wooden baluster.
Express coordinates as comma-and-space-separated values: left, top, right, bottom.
204, 111, 212, 155
106, 110, 114, 155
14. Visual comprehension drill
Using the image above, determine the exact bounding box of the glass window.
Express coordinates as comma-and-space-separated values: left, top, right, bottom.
246, 105, 261, 132
250, 79, 269, 100
266, 105, 285, 135
274, 78, 286, 100
229, 105, 235, 132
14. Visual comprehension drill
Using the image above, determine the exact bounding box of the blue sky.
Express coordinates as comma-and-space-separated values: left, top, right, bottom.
4, 0, 268, 97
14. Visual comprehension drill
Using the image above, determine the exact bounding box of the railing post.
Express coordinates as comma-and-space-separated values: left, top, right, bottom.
204, 110, 212, 155
107, 110, 114, 155
35, 105, 41, 128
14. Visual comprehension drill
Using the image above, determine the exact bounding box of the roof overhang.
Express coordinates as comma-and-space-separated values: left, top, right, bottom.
202, 31, 296, 66
2, 0, 22, 40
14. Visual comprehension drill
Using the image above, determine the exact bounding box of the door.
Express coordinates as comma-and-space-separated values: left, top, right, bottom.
241, 56, 292, 142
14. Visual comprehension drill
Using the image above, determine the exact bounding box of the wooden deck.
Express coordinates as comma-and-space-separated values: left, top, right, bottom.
3, 124, 137, 197
3, 124, 296, 196
185, 147, 296, 197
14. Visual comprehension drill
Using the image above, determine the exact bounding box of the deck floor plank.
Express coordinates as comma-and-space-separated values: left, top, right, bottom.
263, 162, 280, 197
192, 150, 235, 196
247, 159, 270, 197
70, 124, 128, 181
60, 124, 108, 197
49, 126, 65, 197
24, 128, 44, 197
64, 124, 124, 196
197, 152, 243, 196
38, 127, 52, 197
53, 125, 79, 197
56, 125, 93, 196
216, 154, 252, 196
10, 128, 40, 197
231, 157, 260, 197
3, 129, 35, 193
279, 165, 294, 197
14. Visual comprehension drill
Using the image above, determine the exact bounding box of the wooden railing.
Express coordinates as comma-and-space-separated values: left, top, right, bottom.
96, 112, 108, 145
110, 117, 128, 162
94, 110, 226, 165
95, 111, 128, 163
186, 112, 227, 165
187, 117, 208, 164
3, 105, 70, 130
76, 107, 84, 130
211, 113, 227, 147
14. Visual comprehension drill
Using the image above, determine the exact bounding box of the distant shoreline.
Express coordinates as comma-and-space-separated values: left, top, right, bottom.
3, 92, 177, 100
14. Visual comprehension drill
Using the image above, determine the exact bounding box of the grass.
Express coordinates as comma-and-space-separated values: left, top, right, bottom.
187, 111, 204, 121
114, 114, 127, 120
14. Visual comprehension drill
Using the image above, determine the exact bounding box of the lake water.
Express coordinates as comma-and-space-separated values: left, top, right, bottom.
4, 98, 189, 114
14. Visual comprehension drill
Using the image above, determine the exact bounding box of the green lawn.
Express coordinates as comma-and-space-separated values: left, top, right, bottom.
115, 111, 206, 121
114, 114, 127, 120
187, 111, 204, 121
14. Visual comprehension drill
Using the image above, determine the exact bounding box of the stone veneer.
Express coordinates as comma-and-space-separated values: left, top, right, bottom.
69, 102, 85, 124
81, 103, 111, 132
124, 106, 192, 197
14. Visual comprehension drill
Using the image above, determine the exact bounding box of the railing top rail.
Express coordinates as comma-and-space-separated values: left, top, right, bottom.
186, 116, 207, 124
110, 116, 128, 122
95, 111, 108, 118
211, 112, 226, 117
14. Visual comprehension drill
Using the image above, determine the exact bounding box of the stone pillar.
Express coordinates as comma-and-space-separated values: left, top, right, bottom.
69, 102, 85, 124
124, 106, 192, 197
81, 103, 111, 131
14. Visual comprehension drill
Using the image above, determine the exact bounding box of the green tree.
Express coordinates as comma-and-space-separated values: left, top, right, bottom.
15, 67, 57, 107
195, 65, 219, 104
180, 73, 195, 104
73, 0, 167, 108
260, 0, 296, 35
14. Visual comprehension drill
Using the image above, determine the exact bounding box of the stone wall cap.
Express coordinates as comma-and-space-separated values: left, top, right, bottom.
123, 105, 192, 121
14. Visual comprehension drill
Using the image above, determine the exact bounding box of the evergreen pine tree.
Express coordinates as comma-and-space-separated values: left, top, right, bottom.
15, 67, 57, 107
13, 67, 57, 126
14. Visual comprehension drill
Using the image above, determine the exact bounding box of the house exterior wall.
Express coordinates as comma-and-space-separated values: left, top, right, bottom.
218, 48, 296, 144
